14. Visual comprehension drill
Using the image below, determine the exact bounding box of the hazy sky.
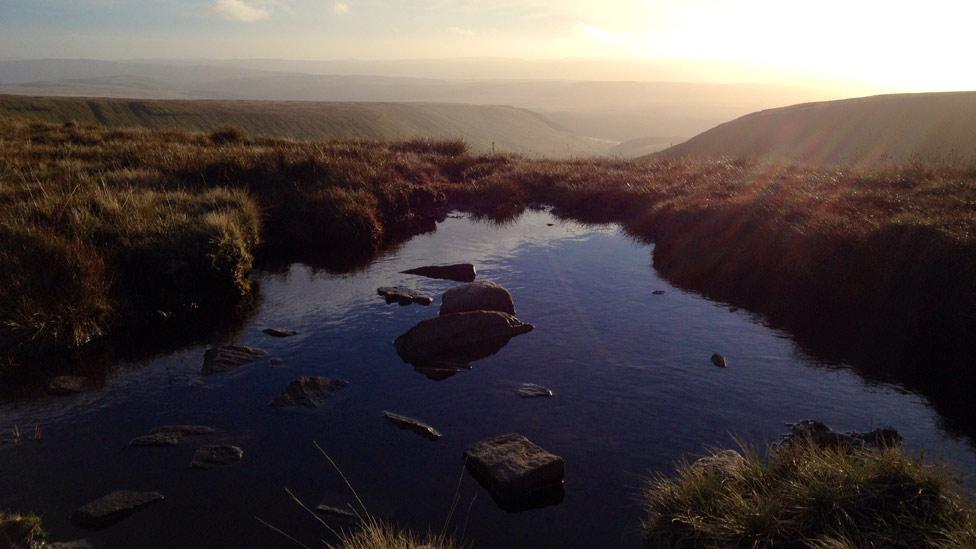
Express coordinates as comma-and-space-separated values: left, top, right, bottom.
2, 0, 974, 91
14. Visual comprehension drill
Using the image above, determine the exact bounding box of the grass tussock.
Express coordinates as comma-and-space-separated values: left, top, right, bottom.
332, 519, 458, 549
642, 441, 976, 548
0, 512, 44, 549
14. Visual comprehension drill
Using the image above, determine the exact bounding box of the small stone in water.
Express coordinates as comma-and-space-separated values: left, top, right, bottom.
191, 445, 244, 469
263, 328, 298, 338
129, 433, 181, 447
711, 353, 727, 368
517, 383, 554, 398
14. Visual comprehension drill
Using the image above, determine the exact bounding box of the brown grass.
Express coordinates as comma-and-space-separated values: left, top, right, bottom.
331, 520, 458, 549
0, 512, 44, 548
643, 441, 976, 548
2, 120, 974, 386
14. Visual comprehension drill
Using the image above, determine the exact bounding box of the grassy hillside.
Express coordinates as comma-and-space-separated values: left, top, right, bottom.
0, 59, 841, 142
0, 94, 604, 157
655, 91, 976, 165
609, 135, 684, 158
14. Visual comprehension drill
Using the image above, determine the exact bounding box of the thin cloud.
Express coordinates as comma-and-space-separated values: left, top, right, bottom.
575, 23, 632, 45
210, 0, 272, 22
333, 2, 350, 15
448, 26, 476, 37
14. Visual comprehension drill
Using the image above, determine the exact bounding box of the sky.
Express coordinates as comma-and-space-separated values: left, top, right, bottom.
1, 0, 975, 91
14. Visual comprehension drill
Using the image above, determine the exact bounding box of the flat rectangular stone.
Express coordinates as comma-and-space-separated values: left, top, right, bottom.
72, 490, 164, 530
463, 433, 564, 504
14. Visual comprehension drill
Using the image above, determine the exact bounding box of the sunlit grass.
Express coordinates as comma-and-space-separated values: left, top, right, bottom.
2, 120, 974, 376
643, 441, 976, 548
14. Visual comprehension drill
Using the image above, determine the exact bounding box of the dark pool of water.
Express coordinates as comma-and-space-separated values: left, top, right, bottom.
2, 210, 975, 548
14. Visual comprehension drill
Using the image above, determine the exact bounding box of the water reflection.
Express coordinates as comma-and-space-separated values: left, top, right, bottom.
1, 210, 974, 549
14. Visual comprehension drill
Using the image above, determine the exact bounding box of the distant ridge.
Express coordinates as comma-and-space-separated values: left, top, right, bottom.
652, 92, 976, 165
0, 94, 604, 157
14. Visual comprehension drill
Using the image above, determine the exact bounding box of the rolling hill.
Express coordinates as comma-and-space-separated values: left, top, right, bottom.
0, 94, 605, 157
653, 92, 976, 165
0, 59, 840, 144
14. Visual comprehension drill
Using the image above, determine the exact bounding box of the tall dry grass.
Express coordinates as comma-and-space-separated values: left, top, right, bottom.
643, 441, 976, 548
2, 119, 975, 386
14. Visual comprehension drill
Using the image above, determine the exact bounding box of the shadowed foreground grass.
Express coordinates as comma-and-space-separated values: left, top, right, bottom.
643, 442, 976, 548
0, 512, 44, 548
332, 520, 457, 549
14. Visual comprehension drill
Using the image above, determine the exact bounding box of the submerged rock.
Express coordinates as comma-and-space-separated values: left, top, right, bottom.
652, 290, 666, 296
377, 286, 434, 306
47, 376, 90, 396
129, 433, 181, 447
270, 376, 348, 408
71, 490, 164, 529
47, 541, 94, 549
783, 420, 902, 450
201, 345, 266, 375
439, 281, 515, 316
191, 445, 244, 469
464, 433, 565, 511
383, 411, 442, 441
401, 263, 477, 282
517, 383, 554, 398
263, 328, 298, 338
148, 425, 216, 436
711, 353, 727, 368
394, 311, 533, 370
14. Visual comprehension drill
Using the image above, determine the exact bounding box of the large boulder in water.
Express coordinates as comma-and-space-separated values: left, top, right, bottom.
401, 263, 477, 282
463, 433, 565, 510
394, 311, 533, 369
439, 281, 515, 316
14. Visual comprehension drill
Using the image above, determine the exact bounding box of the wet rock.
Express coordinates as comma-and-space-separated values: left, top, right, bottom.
464, 433, 565, 510
401, 263, 477, 282
263, 328, 298, 338
47, 376, 90, 395
129, 433, 181, 447
517, 383, 554, 398
315, 504, 359, 522
782, 420, 902, 450
191, 445, 244, 469
270, 376, 348, 408
71, 490, 164, 530
47, 541, 94, 549
652, 290, 666, 296
201, 345, 266, 375
439, 281, 516, 316
269, 357, 286, 366
711, 353, 727, 368
377, 286, 433, 306
383, 411, 442, 441
395, 311, 533, 368
148, 425, 216, 436
546, 223, 555, 226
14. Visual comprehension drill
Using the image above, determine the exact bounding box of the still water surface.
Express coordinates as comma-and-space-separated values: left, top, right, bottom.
2, 210, 974, 548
